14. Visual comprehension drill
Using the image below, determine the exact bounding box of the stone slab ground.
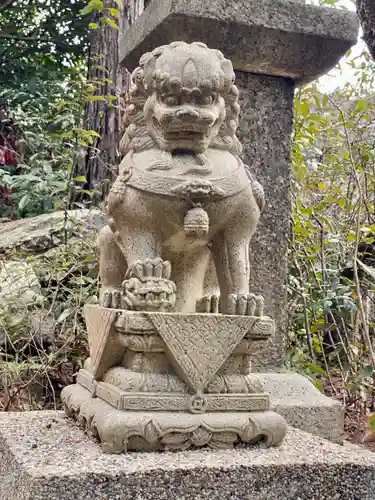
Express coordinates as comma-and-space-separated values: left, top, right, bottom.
1, 411, 375, 499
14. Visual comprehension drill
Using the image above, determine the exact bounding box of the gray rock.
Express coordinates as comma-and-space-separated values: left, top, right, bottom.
0, 209, 106, 255
0, 308, 57, 349
119, 0, 359, 84
29, 310, 57, 346
0, 260, 44, 308
1, 411, 375, 500
0, 209, 104, 347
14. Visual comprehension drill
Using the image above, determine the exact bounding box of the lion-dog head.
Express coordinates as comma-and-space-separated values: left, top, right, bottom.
121, 42, 242, 157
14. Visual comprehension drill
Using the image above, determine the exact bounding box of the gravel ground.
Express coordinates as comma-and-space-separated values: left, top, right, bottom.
1, 411, 375, 499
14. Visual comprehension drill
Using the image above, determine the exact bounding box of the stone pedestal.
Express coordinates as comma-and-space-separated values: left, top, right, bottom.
62, 305, 287, 452
119, 0, 358, 368
1, 411, 375, 500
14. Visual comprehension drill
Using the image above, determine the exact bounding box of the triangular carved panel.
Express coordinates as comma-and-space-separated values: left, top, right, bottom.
149, 313, 255, 393
84, 305, 123, 380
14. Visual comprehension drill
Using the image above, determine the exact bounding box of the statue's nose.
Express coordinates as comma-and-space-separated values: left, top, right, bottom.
176, 107, 200, 119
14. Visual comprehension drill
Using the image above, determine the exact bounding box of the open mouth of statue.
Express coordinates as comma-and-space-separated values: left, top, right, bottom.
152, 117, 209, 142
164, 130, 205, 141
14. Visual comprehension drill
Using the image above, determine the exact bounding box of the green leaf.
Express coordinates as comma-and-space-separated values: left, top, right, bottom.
18, 194, 30, 211
103, 16, 119, 30
80, 4, 94, 15
355, 99, 367, 113
108, 8, 120, 17
73, 176, 87, 183
363, 364, 374, 378
313, 379, 323, 393
300, 102, 310, 116
84, 130, 101, 137
91, 0, 103, 10
368, 414, 375, 433
81, 0, 103, 15
87, 95, 106, 101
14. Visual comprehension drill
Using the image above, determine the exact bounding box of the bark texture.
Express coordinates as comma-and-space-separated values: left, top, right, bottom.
73, 0, 147, 203
357, 0, 375, 59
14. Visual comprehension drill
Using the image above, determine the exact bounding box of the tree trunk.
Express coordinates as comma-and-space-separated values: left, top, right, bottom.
72, 0, 147, 205
357, 0, 375, 59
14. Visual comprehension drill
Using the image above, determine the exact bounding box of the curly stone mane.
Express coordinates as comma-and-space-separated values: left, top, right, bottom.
119, 42, 242, 158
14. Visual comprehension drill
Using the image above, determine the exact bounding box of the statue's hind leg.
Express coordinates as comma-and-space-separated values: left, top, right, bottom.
98, 225, 127, 309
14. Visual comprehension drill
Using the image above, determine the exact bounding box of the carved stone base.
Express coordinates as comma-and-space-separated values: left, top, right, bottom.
62, 384, 287, 453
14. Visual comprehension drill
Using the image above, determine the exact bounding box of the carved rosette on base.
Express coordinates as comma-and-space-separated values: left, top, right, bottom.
61, 305, 287, 453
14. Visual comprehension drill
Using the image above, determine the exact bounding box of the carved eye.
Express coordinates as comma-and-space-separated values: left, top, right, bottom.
164, 95, 179, 106
200, 94, 218, 106
201, 96, 213, 106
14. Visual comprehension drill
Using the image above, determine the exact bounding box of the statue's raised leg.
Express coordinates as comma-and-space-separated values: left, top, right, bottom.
116, 226, 176, 312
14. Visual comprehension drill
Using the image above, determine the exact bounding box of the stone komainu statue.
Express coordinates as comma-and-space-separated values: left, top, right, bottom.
62, 42, 288, 454
98, 41, 265, 316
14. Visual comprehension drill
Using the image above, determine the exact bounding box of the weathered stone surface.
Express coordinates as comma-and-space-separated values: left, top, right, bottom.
63, 33, 357, 453
0, 260, 44, 307
119, 0, 358, 84
63, 306, 287, 452
1, 411, 375, 500
62, 384, 285, 453
117, 2, 358, 369
237, 72, 294, 367
0, 209, 106, 255
100, 41, 264, 317
253, 372, 345, 443
357, 0, 375, 59
149, 312, 264, 392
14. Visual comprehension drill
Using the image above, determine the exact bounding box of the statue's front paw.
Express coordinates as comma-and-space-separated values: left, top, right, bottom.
196, 295, 220, 314
100, 288, 123, 309
122, 276, 176, 312
227, 294, 264, 316
127, 258, 171, 281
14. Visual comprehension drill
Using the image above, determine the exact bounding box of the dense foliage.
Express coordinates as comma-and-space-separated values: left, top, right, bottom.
0, 0, 92, 218
0, 0, 88, 92
289, 50, 375, 438
0, 0, 94, 409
